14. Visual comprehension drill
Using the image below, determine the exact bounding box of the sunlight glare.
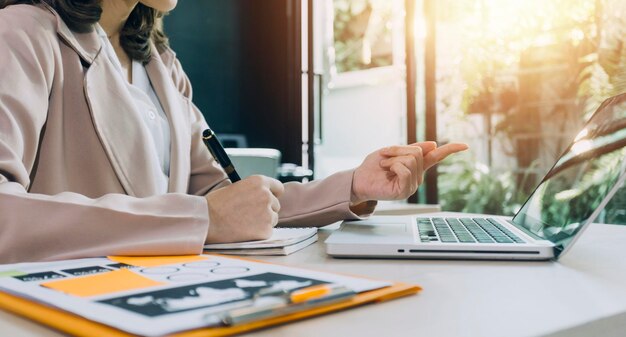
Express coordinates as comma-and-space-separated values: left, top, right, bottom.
554, 188, 582, 201
574, 128, 589, 141
571, 139, 593, 155
455, 0, 594, 52
414, 16, 427, 40
361, 39, 372, 65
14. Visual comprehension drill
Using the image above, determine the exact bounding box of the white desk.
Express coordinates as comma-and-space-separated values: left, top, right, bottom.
3, 214, 626, 337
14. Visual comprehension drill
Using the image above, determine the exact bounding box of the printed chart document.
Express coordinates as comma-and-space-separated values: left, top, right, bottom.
204, 228, 318, 255
0, 254, 390, 336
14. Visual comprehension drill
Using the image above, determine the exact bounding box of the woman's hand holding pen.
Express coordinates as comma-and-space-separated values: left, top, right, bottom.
204, 175, 284, 243
350, 142, 469, 208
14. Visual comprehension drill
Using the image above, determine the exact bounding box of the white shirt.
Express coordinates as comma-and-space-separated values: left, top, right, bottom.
95, 25, 171, 193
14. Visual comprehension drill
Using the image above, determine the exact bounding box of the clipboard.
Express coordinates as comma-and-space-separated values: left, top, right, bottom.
0, 256, 421, 337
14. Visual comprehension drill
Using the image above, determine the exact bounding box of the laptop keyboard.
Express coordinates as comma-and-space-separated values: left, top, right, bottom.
417, 218, 525, 244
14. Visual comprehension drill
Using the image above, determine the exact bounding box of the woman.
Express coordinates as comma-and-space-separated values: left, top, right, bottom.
0, 0, 467, 263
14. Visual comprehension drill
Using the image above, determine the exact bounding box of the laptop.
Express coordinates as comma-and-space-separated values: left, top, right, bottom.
327, 94, 626, 260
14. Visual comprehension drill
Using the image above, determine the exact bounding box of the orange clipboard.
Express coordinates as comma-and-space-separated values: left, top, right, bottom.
0, 256, 421, 337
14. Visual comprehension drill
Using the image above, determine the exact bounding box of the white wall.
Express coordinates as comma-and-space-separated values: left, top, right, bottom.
315, 70, 407, 178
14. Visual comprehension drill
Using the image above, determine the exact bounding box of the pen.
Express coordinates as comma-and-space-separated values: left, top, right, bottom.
221, 284, 356, 325
290, 284, 338, 303
202, 128, 241, 182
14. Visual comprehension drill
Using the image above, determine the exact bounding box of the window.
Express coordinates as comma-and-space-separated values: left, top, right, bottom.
314, 0, 406, 183
332, 0, 395, 73
433, 0, 626, 222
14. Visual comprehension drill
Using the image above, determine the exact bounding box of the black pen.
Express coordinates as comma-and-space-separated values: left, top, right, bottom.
202, 128, 241, 182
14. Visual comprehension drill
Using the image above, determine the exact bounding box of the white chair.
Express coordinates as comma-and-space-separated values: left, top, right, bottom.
225, 148, 282, 179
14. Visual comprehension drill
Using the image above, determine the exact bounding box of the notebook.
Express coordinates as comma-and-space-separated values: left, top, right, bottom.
204, 228, 318, 256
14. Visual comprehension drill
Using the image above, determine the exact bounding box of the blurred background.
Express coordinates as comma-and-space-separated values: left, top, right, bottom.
164, 0, 626, 222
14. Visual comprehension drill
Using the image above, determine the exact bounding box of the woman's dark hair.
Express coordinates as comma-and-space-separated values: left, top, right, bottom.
0, 0, 168, 64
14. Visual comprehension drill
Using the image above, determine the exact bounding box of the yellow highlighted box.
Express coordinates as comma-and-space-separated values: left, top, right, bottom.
41, 269, 164, 297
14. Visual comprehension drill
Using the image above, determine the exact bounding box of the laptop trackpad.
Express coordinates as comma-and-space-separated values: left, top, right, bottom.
343, 222, 408, 235
337, 222, 415, 244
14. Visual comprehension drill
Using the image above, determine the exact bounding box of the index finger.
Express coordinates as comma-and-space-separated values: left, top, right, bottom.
380, 145, 423, 158
424, 143, 469, 169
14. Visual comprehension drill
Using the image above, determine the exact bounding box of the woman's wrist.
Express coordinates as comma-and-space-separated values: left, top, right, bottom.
350, 167, 367, 205
349, 200, 378, 216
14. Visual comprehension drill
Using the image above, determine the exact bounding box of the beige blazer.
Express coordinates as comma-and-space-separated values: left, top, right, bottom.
0, 4, 370, 263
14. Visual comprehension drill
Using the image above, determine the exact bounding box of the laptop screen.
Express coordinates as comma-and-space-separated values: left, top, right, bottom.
512, 94, 626, 257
